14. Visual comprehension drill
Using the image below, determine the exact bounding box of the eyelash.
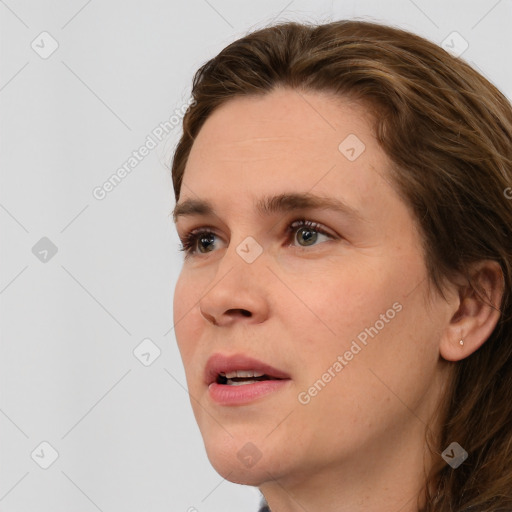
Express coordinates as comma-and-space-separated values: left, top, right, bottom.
178, 219, 335, 257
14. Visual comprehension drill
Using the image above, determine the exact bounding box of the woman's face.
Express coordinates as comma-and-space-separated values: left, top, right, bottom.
172, 88, 452, 492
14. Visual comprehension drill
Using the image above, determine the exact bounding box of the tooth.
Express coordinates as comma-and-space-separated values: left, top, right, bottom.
222, 370, 266, 379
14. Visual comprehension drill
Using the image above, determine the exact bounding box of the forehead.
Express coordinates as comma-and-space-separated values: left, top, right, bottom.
184, 89, 380, 181
179, 88, 390, 216
187, 88, 373, 162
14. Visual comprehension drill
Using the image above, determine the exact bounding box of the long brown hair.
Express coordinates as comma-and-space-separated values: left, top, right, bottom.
170, 20, 512, 511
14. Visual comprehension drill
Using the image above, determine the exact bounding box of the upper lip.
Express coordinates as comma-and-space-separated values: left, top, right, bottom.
205, 353, 291, 385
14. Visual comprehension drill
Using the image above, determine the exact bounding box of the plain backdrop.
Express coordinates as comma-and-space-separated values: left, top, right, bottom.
1, 1, 511, 511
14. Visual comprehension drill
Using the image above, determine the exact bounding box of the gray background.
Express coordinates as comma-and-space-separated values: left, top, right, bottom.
1, 1, 511, 511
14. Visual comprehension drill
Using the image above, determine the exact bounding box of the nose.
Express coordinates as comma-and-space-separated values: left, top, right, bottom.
198, 246, 270, 327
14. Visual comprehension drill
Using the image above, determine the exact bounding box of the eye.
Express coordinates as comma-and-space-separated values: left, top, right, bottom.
179, 228, 218, 256
288, 219, 334, 248
178, 219, 335, 257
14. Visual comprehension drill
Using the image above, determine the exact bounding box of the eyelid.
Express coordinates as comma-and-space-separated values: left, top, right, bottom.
178, 218, 337, 257
288, 219, 336, 239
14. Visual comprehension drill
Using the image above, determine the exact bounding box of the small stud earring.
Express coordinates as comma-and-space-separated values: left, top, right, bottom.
459, 339, 464, 346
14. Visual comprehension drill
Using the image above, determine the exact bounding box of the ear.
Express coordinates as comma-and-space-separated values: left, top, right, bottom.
440, 260, 505, 362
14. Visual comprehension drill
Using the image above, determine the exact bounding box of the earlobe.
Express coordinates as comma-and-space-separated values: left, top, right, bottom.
439, 260, 504, 362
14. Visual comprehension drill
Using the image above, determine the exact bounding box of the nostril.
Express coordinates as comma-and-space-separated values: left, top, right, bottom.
200, 310, 218, 325
227, 309, 251, 317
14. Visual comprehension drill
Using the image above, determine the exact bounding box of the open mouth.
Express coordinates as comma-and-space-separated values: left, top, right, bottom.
205, 353, 291, 391
206, 359, 291, 404
217, 370, 283, 386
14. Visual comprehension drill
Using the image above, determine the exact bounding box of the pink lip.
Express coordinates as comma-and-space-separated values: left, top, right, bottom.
208, 380, 291, 405
204, 353, 291, 385
204, 353, 292, 406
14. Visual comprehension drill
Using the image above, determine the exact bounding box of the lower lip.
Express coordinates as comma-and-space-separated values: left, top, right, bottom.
208, 379, 291, 405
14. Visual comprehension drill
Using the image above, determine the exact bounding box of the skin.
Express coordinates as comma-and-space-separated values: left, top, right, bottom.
172, 87, 503, 512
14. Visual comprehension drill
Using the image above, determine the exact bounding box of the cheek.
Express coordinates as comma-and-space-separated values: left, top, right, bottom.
282, 253, 424, 385
172, 272, 187, 323
293, 265, 437, 418
280, 258, 390, 345
173, 272, 202, 363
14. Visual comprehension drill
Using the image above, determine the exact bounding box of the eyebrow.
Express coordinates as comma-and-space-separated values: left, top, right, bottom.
172, 192, 364, 223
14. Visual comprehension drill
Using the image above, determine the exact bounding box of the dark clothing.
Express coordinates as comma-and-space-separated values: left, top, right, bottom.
258, 497, 271, 512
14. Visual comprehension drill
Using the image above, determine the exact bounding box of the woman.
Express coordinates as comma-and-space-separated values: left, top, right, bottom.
170, 20, 512, 511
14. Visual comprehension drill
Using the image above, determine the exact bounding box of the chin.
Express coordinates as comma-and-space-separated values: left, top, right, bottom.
205, 446, 270, 485
202, 433, 290, 486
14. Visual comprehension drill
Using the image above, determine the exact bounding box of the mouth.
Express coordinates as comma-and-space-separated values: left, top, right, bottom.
204, 353, 292, 405
216, 369, 283, 386
205, 353, 291, 386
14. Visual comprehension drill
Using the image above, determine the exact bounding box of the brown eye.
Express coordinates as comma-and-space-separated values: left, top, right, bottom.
289, 219, 334, 247
197, 233, 216, 253
179, 229, 218, 256
296, 227, 319, 246
179, 219, 335, 258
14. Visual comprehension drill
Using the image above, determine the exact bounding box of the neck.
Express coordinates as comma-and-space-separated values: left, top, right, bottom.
258, 421, 433, 512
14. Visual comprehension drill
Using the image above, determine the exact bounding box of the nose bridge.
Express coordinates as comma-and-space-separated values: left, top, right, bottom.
215, 232, 267, 297
214, 216, 267, 275
199, 231, 269, 324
